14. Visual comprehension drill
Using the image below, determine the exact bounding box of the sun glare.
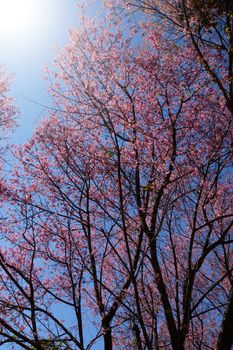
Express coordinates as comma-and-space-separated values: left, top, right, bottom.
0, 0, 38, 40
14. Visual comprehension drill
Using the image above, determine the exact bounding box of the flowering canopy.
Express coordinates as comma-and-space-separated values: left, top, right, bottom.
0, 6, 232, 350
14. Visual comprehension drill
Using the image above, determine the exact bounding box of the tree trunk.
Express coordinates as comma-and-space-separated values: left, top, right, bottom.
149, 242, 185, 350
133, 323, 143, 350
103, 325, 113, 350
216, 286, 233, 350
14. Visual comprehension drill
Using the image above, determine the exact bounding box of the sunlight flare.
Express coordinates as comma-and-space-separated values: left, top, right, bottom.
0, 0, 38, 39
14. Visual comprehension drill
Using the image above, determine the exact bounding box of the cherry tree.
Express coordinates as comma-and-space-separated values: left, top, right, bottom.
0, 10, 232, 350
0, 69, 17, 195
105, 1, 233, 115
0, 70, 17, 150
105, 2, 233, 348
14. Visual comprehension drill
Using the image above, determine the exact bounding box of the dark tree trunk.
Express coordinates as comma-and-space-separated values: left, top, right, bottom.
149, 241, 185, 350
217, 286, 233, 350
133, 323, 143, 350
103, 326, 112, 350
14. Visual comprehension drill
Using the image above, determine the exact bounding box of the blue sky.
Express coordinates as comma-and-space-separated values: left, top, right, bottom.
0, 0, 77, 143
0, 0, 84, 144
